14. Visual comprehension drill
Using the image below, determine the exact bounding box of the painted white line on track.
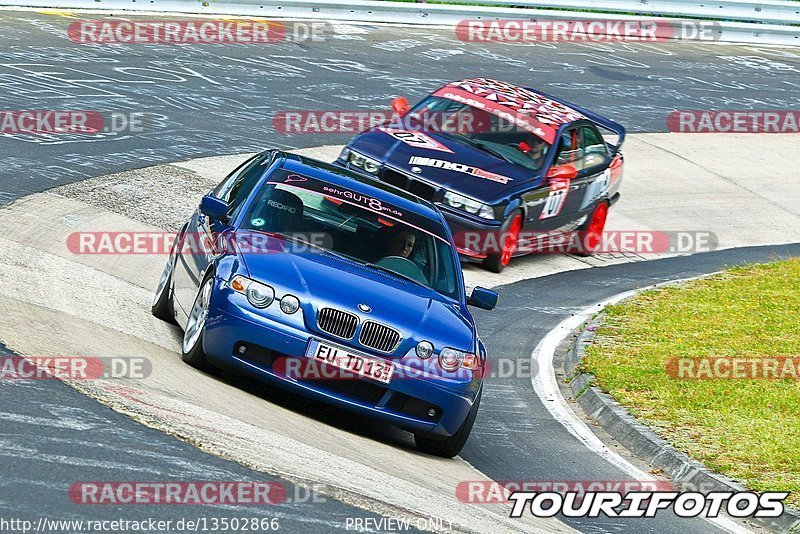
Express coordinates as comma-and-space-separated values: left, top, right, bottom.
530, 276, 751, 534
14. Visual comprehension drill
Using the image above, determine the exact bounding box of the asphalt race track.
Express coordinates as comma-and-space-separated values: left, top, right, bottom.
1, 11, 799, 202
0, 9, 799, 534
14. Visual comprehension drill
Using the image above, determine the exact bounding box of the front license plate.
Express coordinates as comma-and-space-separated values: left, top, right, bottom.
306, 340, 394, 384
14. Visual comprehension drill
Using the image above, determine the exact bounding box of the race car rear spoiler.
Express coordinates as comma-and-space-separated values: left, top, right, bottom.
529, 88, 627, 152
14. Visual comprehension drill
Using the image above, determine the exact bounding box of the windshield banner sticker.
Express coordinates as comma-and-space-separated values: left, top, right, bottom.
408, 156, 513, 185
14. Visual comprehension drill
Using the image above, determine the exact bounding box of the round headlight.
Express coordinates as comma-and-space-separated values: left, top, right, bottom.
463, 199, 481, 214
349, 152, 366, 168
362, 159, 380, 174
438, 348, 462, 372
478, 204, 495, 220
416, 340, 434, 360
246, 281, 275, 308
280, 294, 300, 314
444, 192, 464, 209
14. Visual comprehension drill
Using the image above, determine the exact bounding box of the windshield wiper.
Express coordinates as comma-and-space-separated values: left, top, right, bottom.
365, 262, 428, 288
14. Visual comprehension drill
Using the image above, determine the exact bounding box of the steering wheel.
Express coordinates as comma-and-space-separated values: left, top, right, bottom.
374, 256, 427, 285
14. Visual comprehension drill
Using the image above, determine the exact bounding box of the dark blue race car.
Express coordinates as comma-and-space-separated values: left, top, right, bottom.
336, 78, 626, 272
151, 150, 498, 457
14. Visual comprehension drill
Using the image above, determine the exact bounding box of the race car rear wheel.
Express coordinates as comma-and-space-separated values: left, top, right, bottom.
576, 201, 609, 257
414, 390, 482, 458
182, 274, 216, 372
482, 212, 523, 273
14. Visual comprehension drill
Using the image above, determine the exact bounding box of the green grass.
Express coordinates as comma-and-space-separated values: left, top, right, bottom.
584, 258, 800, 508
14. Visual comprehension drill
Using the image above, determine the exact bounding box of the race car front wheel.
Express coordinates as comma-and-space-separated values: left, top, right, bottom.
151, 253, 176, 324
482, 212, 523, 273
182, 274, 216, 372
576, 200, 609, 257
414, 390, 482, 458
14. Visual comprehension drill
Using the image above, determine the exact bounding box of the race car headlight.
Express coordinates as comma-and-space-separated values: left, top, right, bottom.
443, 191, 496, 220
280, 294, 300, 314
438, 347, 480, 372
478, 204, 495, 220
230, 275, 275, 308
348, 151, 381, 175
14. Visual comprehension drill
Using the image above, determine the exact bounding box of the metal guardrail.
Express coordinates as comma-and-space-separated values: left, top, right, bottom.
3, 0, 800, 45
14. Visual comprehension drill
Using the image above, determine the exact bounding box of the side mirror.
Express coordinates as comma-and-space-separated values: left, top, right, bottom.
547, 164, 578, 181
199, 195, 229, 220
468, 286, 499, 311
391, 97, 411, 117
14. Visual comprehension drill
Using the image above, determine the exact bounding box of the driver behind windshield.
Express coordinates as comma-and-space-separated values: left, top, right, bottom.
385, 230, 416, 259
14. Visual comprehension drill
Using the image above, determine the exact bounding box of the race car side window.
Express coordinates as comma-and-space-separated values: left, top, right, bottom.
581, 126, 610, 171
555, 128, 582, 168
214, 152, 272, 215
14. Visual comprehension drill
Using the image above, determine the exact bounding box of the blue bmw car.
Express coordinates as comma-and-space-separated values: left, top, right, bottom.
151, 150, 498, 457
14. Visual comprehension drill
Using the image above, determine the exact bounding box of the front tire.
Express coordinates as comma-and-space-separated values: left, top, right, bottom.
151, 254, 176, 323
482, 212, 523, 273
181, 275, 216, 372
414, 390, 482, 458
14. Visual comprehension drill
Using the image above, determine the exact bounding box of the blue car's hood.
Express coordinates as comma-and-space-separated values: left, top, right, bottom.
236, 234, 475, 355
349, 127, 540, 202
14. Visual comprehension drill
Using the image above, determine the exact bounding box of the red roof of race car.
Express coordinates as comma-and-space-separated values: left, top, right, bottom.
431, 78, 587, 144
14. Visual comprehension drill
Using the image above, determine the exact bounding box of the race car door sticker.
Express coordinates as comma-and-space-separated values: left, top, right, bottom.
540, 177, 571, 219
580, 168, 611, 210
378, 128, 454, 153
408, 156, 512, 184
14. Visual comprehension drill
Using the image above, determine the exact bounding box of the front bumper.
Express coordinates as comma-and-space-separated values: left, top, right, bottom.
203, 285, 481, 437
437, 204, 504, 261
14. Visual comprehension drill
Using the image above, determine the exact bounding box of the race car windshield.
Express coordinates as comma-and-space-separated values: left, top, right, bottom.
242, 178, 461, 300
408, 96, 551, 172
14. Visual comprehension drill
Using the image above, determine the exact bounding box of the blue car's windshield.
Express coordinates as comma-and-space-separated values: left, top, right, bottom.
242, 170, 461, 300
408, 96, 551, 172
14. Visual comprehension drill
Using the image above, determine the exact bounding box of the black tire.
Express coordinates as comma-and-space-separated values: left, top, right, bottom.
414, 390, 482, 458
482, 211, 523, 274
151, 255, 176, 323
181, 274, 216, 372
